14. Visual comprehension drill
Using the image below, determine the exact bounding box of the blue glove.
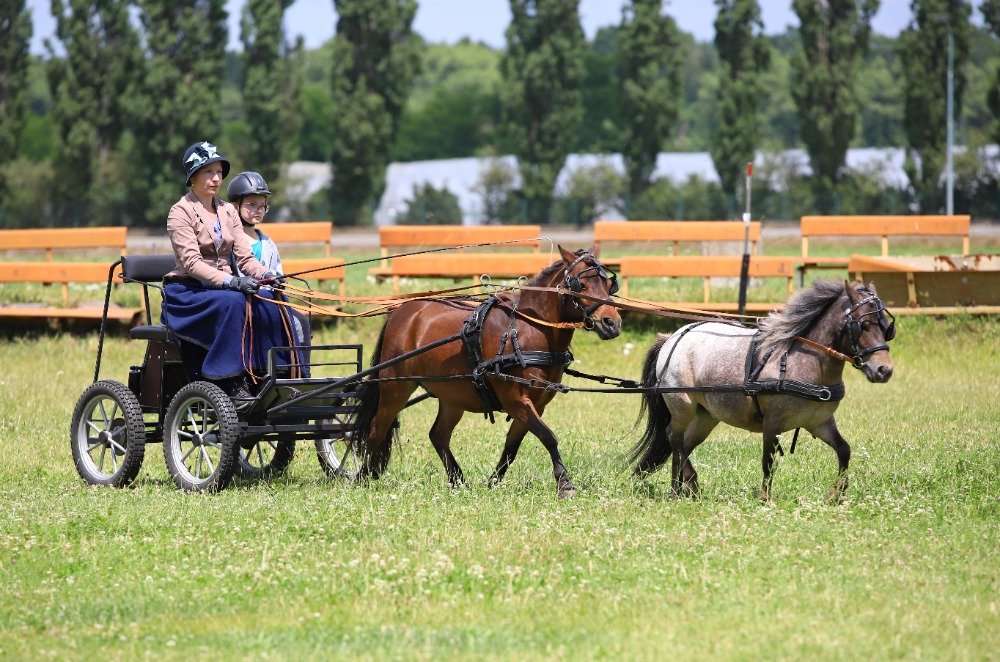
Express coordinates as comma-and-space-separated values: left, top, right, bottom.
226, 275, 260, 294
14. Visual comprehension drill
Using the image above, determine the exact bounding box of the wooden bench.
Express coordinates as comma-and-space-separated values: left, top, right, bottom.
800, 215, 971, 279
0, 227, 128, 260
0, 261, 141, 325
593, 220, 762, 267
388, 253, 554, 291
258, 221, 333, 257
371, 224, 544, 293
618, 255, 799, 312
847, 253, 1000, 314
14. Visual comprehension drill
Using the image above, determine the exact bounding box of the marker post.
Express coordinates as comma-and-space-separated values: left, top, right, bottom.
737, 162, 753, 316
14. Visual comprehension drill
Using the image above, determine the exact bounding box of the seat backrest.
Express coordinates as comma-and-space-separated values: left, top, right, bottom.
121, 254, 177, 283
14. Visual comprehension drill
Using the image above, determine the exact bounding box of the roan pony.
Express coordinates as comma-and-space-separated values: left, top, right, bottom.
630, 280, 895, 502
352, 246, 621, 497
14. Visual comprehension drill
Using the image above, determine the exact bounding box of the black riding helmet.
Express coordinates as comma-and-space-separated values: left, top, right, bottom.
227, 171, 272, 202
182, 141, 230, 185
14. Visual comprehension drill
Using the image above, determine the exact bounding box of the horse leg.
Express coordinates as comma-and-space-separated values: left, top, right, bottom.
512, 402, 574, 498
488, 419, 530, 488
808, 418, 852, 504
675, 410, 717, 498
759, 431, 781, 502
428, 402, 466, 488
361, 382, 415, 480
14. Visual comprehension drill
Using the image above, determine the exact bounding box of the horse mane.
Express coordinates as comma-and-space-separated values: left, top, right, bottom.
526, 249, 585, 287
757, 280, 846, 357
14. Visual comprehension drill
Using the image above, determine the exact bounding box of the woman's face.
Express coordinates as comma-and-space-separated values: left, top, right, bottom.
238, 194, 269, 225
190, 163, 225, 199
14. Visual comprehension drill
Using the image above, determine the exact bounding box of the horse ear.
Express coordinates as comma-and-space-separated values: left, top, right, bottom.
867, 281, 878, 295
558, 245, 576, 264
589, 243, 600, 257
844, 280, 859, 302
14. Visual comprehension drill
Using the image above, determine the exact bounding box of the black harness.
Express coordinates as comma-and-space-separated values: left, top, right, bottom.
460, 296, 573, 423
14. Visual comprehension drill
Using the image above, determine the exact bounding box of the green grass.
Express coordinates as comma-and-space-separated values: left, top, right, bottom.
0, 311, 998, 659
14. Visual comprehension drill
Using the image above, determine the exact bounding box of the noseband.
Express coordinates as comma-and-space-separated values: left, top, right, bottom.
562, 254, 619, 331
837, 286, 895, 368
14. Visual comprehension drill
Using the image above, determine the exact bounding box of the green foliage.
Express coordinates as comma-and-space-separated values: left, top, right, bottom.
328, 0, 421, 225
980, 0, 1000, 149
399, 182, 463, 224
560, 159, 625, 224
899, 0, 974, 212
856, 36, 905, 147
578, 26, 620, 152
472, 156, 517, 224
392, 41, 504, 162
618, 0, 682, 197
791, 0, 877, 204
129, 0, 229, 227
627, 175, 729, 220
501, 0, 585, 222
45, 0, 141, 226
239, 0, 303, 185
0, 0, 32, 202
710, 0, 770, 197
0, 158, 55, 227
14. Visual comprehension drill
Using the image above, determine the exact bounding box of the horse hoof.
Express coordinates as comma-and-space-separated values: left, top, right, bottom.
758, 489, 771, 503
558, 486, 576, 499
826, 488, 845, 505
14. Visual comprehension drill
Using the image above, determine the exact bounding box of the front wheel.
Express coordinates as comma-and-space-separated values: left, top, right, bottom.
315, 409, 359, 480
70, 380, 146, 488
163, 381, 239, 492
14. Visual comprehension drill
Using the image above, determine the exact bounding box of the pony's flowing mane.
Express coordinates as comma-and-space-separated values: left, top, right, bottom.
757, 280, 846, 357
525, 249, 586, 287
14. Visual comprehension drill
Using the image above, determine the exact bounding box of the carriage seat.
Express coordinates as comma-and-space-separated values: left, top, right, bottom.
121, 254, 179, 342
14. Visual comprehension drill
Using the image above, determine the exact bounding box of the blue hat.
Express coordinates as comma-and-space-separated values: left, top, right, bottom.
182, 141, 231, 185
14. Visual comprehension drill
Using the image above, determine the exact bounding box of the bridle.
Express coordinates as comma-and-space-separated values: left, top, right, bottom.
561, 253, 619, 331
835, 286, 895, 369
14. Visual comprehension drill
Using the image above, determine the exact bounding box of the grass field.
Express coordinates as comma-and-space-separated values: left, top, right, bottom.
0, 306, 997, 658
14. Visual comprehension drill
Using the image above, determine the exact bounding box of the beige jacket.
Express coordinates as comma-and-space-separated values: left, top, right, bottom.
165, 191, 268, 287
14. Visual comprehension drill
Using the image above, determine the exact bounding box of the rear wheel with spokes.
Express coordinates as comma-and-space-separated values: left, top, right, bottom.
315, 405, 360, 479
70, 380, 146, 488
163, 381, 239, 492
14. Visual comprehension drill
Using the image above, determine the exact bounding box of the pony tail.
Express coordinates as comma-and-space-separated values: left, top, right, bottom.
351, 320, 398, 473
629, 333, 673, 475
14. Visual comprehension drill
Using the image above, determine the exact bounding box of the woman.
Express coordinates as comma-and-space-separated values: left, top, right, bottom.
161, 141, 289, 398
227, 170, 311, 376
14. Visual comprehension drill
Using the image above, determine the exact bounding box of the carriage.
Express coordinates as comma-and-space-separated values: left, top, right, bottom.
70, 248, 895, 501
70, 254, 365, 492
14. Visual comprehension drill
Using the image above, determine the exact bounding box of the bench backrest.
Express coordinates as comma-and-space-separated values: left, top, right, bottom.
0, 227, 128, 259
618, 255, 798, 301
390, 253, 553, 278
258, 221, 333, 256
379, 225, 543, 254
800, 215, 971, 256
594, 220, 761, 256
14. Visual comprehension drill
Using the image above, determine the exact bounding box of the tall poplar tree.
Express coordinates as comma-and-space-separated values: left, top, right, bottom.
0, 0, 32, 202
501, 0, 585, 221
985, 0, 1000, 147
791, 0, 878, 205
131, 0, 228, 226
900, 0, 972, 211
328, 0, 420, 225
239, 0, 303, 185
618, 0, 681, 198
46, 0, 141, 225
710, 0, 770, 201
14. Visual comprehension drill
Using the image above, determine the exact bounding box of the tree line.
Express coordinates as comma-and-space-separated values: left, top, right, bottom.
1, 0, 999, 228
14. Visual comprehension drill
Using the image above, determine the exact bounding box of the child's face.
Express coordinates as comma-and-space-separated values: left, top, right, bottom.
239, 195, 269, 225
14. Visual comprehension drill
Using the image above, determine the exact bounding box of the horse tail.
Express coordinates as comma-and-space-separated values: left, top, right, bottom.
351, 319, 399, 470
629, 333, 673, 476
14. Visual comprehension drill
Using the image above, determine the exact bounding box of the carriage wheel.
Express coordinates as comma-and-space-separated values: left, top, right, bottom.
70, 380, 146, 488
163, 381, 239, 493
315, 433, 360, 480
237, 434, 295, 480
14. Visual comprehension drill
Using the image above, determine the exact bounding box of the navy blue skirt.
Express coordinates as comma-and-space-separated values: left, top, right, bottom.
162, 281, 292, 380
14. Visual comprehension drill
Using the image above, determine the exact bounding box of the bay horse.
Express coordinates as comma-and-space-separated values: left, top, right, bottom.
352, 246, 622, 497
630, 280, 895, 502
